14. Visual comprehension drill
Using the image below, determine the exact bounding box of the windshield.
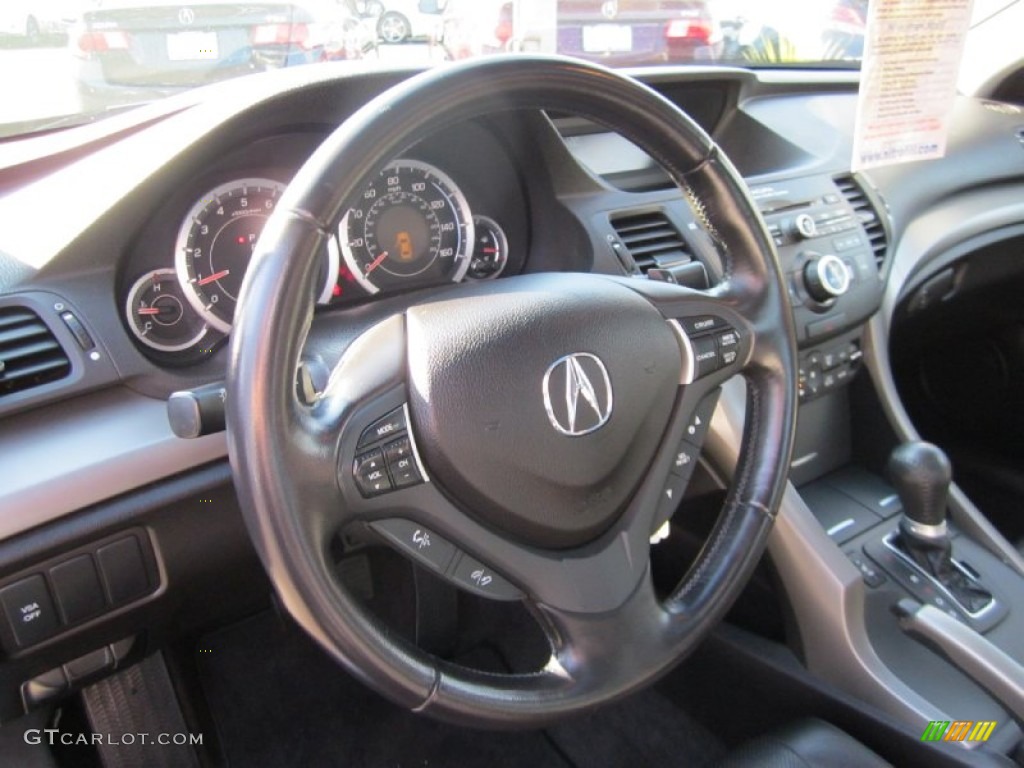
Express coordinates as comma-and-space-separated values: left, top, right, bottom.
0, 0, 1013, 140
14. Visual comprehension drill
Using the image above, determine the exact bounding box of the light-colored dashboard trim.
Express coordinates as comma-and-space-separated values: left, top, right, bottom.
0, 387, 227, 541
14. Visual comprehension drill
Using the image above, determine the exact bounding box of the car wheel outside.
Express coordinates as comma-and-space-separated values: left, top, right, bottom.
377, 11, 410, 43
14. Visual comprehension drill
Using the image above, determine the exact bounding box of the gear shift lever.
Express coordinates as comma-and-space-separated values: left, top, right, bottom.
888, 441, 992, 613
888, 441, 955, 580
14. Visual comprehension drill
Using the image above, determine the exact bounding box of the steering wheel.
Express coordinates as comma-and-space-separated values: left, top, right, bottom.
227, 55, 797, 728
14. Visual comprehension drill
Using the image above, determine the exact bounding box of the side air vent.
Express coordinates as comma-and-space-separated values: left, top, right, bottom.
610, 210, 691, 273
0, 307, 71, 398
834, 174, 889, 269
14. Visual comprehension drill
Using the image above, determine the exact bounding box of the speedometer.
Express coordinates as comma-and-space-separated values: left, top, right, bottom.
339, 159, 474, 294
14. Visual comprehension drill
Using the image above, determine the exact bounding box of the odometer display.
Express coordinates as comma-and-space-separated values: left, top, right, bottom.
339, 159, 474, 294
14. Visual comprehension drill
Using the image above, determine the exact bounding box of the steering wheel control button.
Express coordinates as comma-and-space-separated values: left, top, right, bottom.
692, 337, 720, 378
353, 449, 392, 497
1, 575, 60, 648
49, 555, 105, 625
357, 407, 407, 449
679, 315, 725, 336
450, 555, 522, 601
384, 437, 422, 488
371, 519, 457, 574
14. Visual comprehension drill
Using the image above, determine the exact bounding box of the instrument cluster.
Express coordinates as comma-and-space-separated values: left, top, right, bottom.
120, 157, 513, 365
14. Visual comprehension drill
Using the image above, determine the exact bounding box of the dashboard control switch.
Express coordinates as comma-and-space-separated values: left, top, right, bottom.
59, 311, 95, 350
692, 336, 720, 378
385, 437, 422, 489
167, 382, 227, 439
371, 519, 457, 574
450, 554, 522, 601
96, 537, 150, 606
357, 407, 407, 449
63, 646, 114, 684
50, 555, 105, 624
353, 449, 392, 496
0, 575, 60, 648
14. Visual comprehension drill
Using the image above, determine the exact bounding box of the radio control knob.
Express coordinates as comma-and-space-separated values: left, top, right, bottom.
803, 254, 851, 302
792, 213, 818, 239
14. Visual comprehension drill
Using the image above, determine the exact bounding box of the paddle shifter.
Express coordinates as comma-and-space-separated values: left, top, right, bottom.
888, 441, 992, 614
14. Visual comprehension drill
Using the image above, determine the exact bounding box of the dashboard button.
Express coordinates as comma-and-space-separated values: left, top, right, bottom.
96, 537, 150, 605
353, 449, 392, 496
371, 519, 457, 574
50, 555, 105, 625
383, 438, 422, 488
357, 407, 407, 449
1, 575, 60, 648
450, 555, 522, 601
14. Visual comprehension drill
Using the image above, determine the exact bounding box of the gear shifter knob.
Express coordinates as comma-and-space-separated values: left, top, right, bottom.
888, 441, 951, 530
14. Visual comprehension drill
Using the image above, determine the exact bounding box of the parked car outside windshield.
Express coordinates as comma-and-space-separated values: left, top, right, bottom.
0, 0, 1012, 140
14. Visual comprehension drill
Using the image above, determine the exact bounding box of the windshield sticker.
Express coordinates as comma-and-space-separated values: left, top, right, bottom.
852, 0, 975, 171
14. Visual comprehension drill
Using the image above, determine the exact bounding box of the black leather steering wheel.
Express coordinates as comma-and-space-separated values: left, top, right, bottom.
227, 55, 797, 728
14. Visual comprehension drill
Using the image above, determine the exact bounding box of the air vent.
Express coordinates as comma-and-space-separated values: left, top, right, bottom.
610, 210, 691, 273
0, 307, 71, 398
834, 174, 889, 269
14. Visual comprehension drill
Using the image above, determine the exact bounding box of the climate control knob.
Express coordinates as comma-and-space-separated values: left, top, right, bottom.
803, 253, 851, 302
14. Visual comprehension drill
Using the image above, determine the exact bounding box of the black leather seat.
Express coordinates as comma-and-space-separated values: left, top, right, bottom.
719, 718, 891, 767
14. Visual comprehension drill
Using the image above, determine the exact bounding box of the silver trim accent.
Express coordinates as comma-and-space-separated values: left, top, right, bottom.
901, 518, 947, 540
402, 402, 430, 484
790, 452, 819, 469
814, 254, 851, 297
541, 353, 613, 437
882, 533, 995, 619
667, 319, 695, 385
0, 388, 227, 542
826, 518, 855, 537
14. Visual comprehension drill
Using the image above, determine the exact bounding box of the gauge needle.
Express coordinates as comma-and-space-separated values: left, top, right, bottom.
198, 269, 230, 286
364, 251, 389, 277
136, 307, 163, 316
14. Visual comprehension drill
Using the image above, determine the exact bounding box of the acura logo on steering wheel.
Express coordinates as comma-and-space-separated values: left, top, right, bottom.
542, 353, 613, 437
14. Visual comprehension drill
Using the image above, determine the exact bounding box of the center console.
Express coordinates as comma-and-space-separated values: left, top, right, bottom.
709, 173, 1024, 760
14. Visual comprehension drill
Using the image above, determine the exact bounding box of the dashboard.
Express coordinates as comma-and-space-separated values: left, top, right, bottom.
2, 55, 1024, 756
117, 124, 530, 366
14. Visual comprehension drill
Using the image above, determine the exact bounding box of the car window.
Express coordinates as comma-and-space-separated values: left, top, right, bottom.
0, 0, 1016, 140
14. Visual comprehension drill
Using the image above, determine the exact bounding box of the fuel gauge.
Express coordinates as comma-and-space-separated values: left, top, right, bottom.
126, 269, 209, 353
466, 215, 509, 280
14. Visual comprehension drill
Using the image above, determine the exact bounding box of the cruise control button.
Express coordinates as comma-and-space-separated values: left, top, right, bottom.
450, 554, 522, 601
716, 329, 739, 349
679, 315, 724, 336
683, 390, 719, 443
657, 470, 691, 520
1, 575, 60, 648
353, 449, 392, 496
692, 337, 720, 378
357, 407, 407, 449
370, 519, 457, 573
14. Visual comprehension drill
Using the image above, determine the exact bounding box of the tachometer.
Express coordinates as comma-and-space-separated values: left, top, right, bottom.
339, 159, 474, 294
175, 178, 339, 334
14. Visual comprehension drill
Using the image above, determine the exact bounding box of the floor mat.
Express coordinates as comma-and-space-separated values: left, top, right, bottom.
198, 609, 723, 768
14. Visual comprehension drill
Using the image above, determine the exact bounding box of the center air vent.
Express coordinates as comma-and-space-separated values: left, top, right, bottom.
610, 210, 691, 273
0, 307, 70, 398
834, 174, 889, 270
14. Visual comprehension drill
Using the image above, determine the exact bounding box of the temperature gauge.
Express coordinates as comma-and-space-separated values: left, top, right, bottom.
466, 215, 509, 280
125, 269, 210, 353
